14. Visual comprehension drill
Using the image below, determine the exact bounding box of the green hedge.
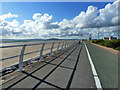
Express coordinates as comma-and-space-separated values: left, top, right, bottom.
90, 39, 120, 51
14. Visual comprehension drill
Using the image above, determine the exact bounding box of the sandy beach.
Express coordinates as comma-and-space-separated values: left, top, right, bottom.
0, 41, 71, 70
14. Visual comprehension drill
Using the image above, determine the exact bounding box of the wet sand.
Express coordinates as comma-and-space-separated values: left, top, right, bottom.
0, 41, 67, 70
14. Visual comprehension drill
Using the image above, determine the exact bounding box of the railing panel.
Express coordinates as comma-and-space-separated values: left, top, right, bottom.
24, 44, 42, 54
0, 56, 19, 70
53, 43, 59, 52
1, 47, 22, 60
23, 44, 42, 62
43, 43, 52, 55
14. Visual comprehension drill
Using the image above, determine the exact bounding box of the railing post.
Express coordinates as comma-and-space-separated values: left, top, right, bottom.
50, 43, 54, 56
65, 42, 67, 48
68, 42, 70, 47
63, 42, 66, 49
66, 42, 68, 48
70, 42, 72, 47
18, 45, 26, 72
62, 42, 64, 50
39, 43, 45, 61
57, 42, 60, 52
67, 42, 69, 47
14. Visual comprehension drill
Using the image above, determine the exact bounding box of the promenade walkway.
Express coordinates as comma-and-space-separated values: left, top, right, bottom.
2, 43, 96, 89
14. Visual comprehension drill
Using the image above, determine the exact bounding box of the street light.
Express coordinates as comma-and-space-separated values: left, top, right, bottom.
89, 33, 92, 40
80, 34, 83, 40
97, 26, 99, 40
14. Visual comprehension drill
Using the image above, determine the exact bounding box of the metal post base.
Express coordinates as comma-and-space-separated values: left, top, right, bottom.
39, 57, 44, 62
18, 69, 25, 72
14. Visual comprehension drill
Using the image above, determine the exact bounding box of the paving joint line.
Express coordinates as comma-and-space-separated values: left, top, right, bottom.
66, 44, 83, 90
22, 71, 64, 90
3, 46, 76, 90
52, 56, 77, 61
32, 46, 79, 89
42, 61, 74, 70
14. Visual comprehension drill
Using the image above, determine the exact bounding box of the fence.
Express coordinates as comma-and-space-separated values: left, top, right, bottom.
0, 40, 79, 73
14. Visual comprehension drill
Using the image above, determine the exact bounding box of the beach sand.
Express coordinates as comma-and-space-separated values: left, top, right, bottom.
0, 41, 68, 70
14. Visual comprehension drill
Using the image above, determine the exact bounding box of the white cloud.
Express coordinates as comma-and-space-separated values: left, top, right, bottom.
59, 0, 119, 29
0, 12, 19, 38
33, 13, 53, 23
72, 5, 98, 28
32, 13, 42, 21
94, 0, 119, 27
7, 19, 19, 27
59, 19, 75, 30
0, 13, 18, 21
0, 0, 119, 39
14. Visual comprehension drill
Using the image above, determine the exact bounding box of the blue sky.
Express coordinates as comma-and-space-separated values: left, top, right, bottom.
2, 2, 111, 24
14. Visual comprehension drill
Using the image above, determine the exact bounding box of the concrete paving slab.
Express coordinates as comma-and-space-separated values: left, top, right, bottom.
60, 59, 76, 69
44, 67, 73, 88
2, 73, 27, 88
38, 82, 55, 88
50, 58, 64, 65
33, 64, 56, 79
66, 52, 78, 60
12, 77, 39, 88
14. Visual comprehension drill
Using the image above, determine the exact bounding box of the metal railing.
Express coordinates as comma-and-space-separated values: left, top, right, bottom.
0, 41, 79, 72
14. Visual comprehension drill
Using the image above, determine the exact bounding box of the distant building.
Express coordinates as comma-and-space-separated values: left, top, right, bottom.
103, 37, 109, 40
103, 36, 117, 40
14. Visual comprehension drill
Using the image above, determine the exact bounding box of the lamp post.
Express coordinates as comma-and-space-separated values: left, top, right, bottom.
89, 33, 92, 40
80, 34, 83, 40
97, 26, 99, 40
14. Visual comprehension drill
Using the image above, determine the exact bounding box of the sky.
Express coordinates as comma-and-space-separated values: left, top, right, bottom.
0, 0, 119, 39
2, 2, 111, 24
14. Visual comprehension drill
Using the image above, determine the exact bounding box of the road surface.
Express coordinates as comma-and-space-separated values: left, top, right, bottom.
1, 42, 118, 89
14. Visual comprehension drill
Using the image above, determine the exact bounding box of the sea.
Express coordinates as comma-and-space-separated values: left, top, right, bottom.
0, 39, 48, 44
0, 38, 76, 45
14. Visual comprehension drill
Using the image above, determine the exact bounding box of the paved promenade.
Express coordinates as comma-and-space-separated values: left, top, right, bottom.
2, 43, 96, 89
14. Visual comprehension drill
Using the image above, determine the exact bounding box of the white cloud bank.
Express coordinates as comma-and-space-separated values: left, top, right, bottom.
0, 0, 119, 39
0, 12, 18, 21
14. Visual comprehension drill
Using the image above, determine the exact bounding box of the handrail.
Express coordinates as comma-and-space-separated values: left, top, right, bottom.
0, 41, 73, 48
0, 40, 79, 72
0, 48, 51, 61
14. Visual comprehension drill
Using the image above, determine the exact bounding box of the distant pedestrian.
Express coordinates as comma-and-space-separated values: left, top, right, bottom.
78, 41, 81, 44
